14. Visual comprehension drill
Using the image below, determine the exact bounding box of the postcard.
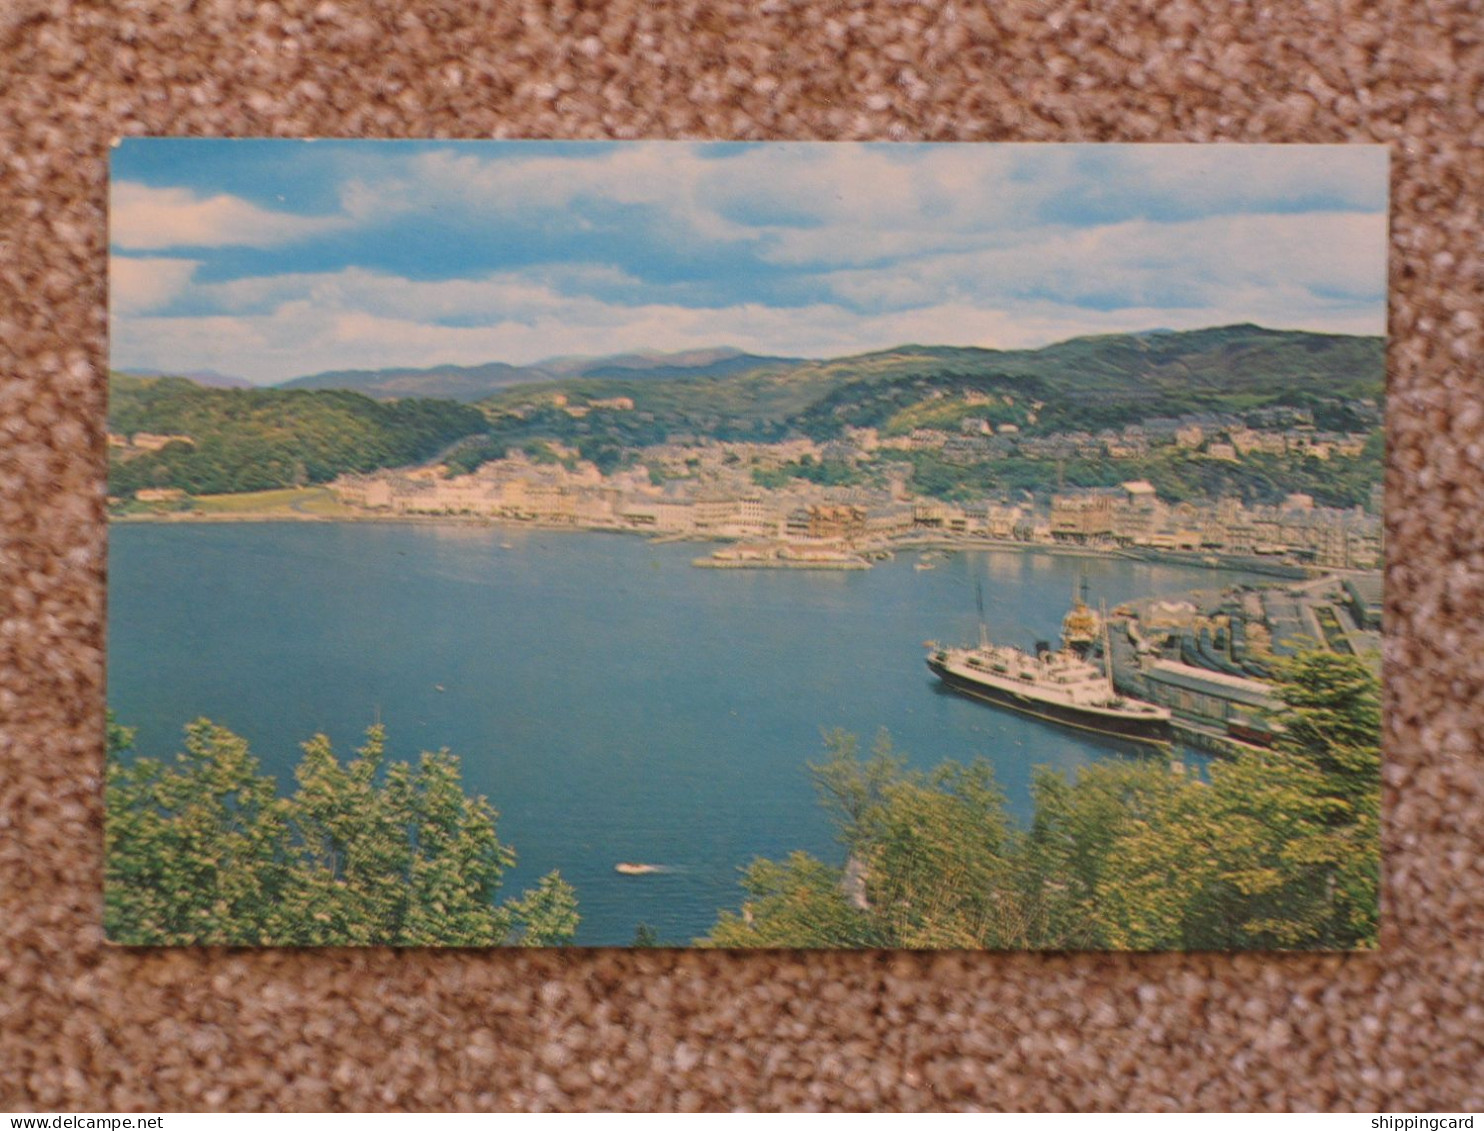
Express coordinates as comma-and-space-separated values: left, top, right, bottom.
105, 140, 1387, 949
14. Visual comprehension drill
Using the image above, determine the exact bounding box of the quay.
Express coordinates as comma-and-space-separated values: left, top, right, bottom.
1170, 718, 1269, 758
692, 555, 870, 570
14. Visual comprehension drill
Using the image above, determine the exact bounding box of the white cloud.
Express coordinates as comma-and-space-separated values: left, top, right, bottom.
344, 146, 754, 248
109, 256, 199, 314
111, 183, 348, 250
106, 143, 1389, 383
109, 249, 1387, 388
330, 144, 1033, 270
194, 264, 651, 326
331, 143, 1386, 273
820, 211, 1388, 314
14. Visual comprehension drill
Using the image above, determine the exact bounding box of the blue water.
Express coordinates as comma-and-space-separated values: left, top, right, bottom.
106, 522, 1242, 945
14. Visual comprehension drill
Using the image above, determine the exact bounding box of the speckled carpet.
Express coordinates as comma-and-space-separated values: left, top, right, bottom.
2, 0, 1481, 1112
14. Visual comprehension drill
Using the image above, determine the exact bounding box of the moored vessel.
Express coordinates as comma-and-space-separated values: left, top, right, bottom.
1059, 575, 1101, 658
926, 590, 1172, 746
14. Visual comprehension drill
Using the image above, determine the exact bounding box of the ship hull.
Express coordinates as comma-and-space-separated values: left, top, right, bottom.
927, 656, 1173, 746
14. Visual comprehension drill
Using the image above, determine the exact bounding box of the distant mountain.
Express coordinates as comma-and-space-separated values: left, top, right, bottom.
168, 323, 1382, 440
579, 352, 807, 381
118, 367, 253, 389
277, 361, 543, 403
479, 324, 1385, 439
274, 347, 808, 402
533, 346, 803, 378
534, 346, 749, 376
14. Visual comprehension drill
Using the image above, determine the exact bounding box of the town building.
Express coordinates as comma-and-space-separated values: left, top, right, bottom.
1051, 493, 1115, 545
1142, 659, 1280, 729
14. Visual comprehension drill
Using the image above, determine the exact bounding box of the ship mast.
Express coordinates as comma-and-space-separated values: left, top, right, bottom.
976, 578, 989, 650
1100, 599, 1115, 698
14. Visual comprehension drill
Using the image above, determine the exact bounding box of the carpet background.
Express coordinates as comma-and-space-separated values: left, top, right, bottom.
2, 0, 1481, 1112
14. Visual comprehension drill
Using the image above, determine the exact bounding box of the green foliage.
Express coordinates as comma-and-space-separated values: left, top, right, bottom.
1020, 760, 1187, 949
505, 871, 582, 947
576, 436, 630, 476
105, 720, 292, 946
631, 922, 662, 947
442, 436, 508, 477
479, 374, 798, 447
105, 711, 136, 759
751, 457, 862, 490
787, 327, 1382, 441
107, 375, 487, 497
704, 651, 1380, 950
895, 442, 1382, 509
898, 452, 1009, 502
1263, 649, 1382, 943
706, 732, 1028, 949
794, 369, 1044, 440
105, 719, 579, 947
522, 440, 561, 465
706, 852, 879, 949
1039, 650, 1380, 951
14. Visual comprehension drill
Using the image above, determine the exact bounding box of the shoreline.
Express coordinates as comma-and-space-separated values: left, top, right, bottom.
108, 508, 1359, 580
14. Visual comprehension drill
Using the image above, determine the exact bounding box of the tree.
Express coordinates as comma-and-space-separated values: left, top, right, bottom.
1078, 763, 1222, 950
505, 871, 581, 947
105, 720, 292, 945
105, 719, 580, 947
705, 852, 878, 949
631, 922, 662, 948
1020, 759, 1196, 949
852, 759, 1022, 948
1208, 649, 1380, 948
703, 731, 1025, 949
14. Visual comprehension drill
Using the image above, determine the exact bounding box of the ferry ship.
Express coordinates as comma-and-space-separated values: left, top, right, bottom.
925, 593, 1173, 746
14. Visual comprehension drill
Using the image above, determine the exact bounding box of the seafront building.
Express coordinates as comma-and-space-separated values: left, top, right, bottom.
327, 393, 1384, 567
331, 453, 1382, 570
1045, 482, 1383, 569
1140, 660, 1280, 736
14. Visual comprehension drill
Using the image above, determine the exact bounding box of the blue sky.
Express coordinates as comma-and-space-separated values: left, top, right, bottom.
109, 140, 1390, 385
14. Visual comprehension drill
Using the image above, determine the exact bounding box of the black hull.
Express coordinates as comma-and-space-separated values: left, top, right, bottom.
927, 657, 1173, 746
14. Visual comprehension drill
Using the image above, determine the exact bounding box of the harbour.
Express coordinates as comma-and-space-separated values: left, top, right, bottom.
107, 521, 1318, 945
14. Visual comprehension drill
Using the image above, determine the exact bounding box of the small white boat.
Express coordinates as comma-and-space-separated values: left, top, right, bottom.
614, 862, 662, 875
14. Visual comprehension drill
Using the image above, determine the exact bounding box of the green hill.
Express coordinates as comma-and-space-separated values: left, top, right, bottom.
478, 325, 1385, 440
107, 375, 487, 496
1014, 323, 1383, 399
276, 348, 808, 403
110, 326, 1384, 501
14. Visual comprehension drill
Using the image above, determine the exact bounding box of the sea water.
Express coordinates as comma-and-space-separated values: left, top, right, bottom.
107, 522, 1247, 945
